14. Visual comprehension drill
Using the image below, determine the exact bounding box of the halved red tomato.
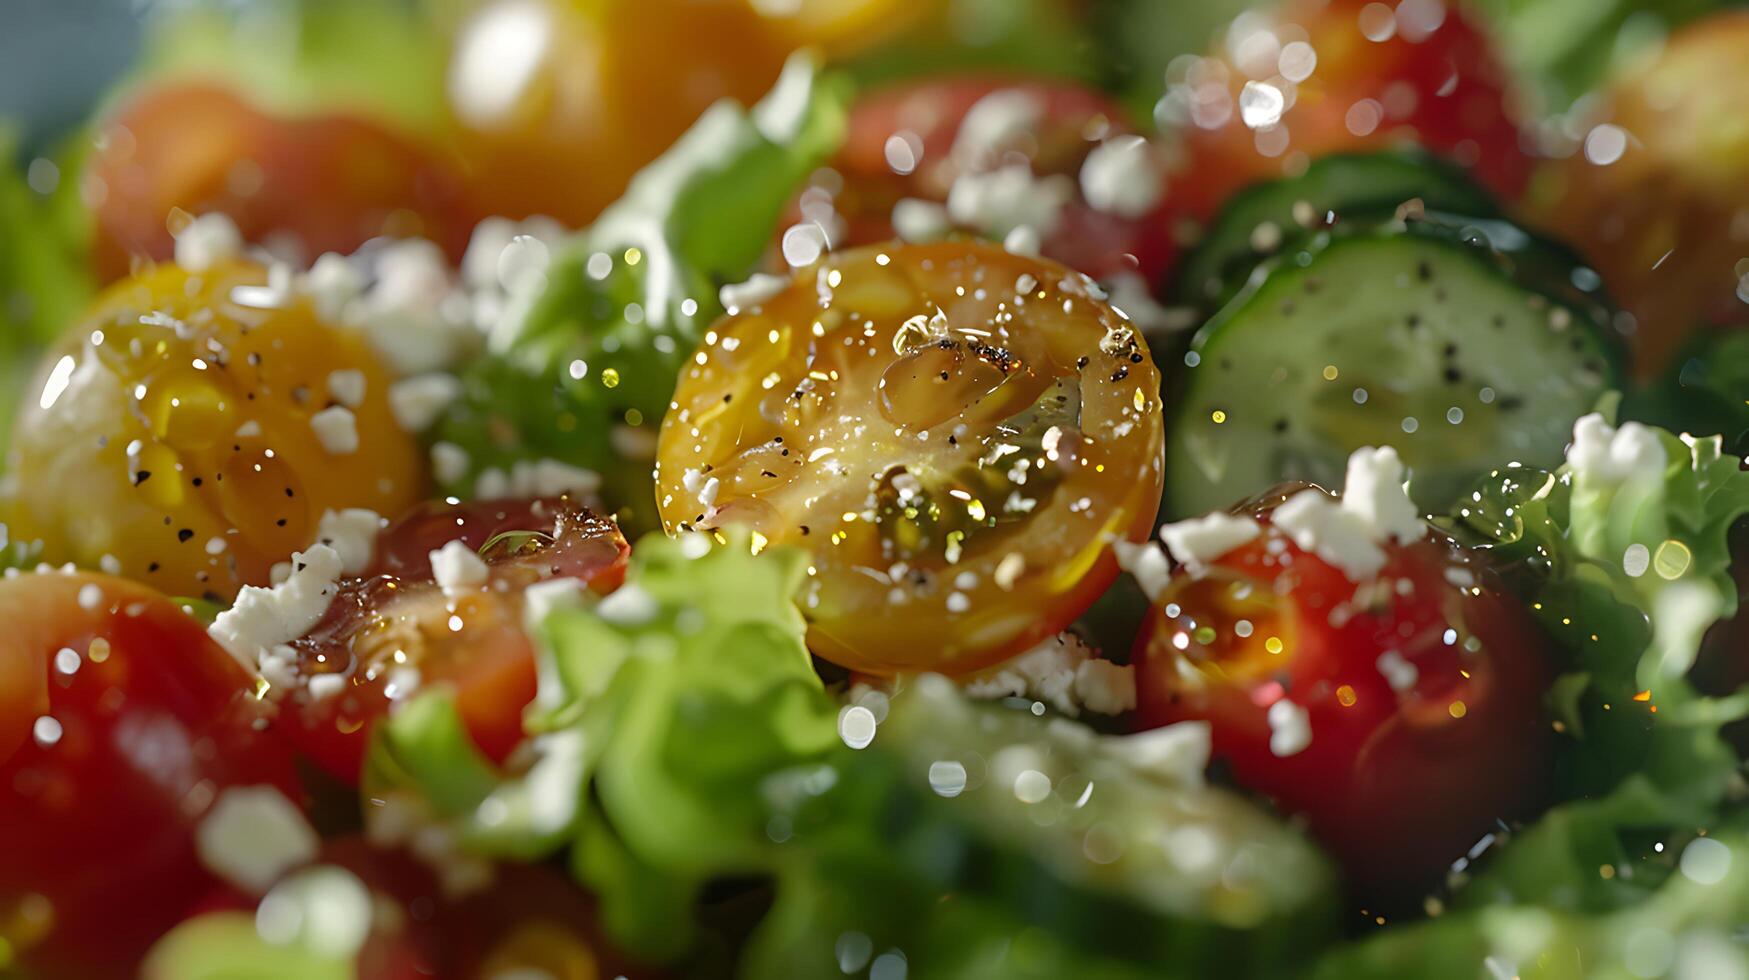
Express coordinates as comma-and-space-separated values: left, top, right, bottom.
656, 240, 1165, 676
1132, 485, 1553, 902
87, 81, 474, 281
1164, 0, 1529, 221
284, 496, 629, 783
0, 572, 298, 977
791, 76, 1179, 285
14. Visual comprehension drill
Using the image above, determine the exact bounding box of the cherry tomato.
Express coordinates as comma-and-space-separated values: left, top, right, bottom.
87, 82, 474, 282
1164, 0, 1529, 222
792, 76, 1178, 286
1532, 11, 1749, 378
284, 496, 629, 783
447, 0, 794, 227
1132, 486, 1553, 901
655, 241, 1165, 676
5, 260, 425, 602
0, 572, 298, 977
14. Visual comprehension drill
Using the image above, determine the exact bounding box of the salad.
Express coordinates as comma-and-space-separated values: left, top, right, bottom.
2, 0, 1747, 977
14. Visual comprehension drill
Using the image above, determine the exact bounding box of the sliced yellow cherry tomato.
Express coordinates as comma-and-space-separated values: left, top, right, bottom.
6, 260, 424, 600
655, 240, 1164, 676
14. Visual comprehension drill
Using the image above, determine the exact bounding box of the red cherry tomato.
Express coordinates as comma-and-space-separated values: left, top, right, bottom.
1132, 487, 1553, 902
1164, 0, 1529, 222
87, 82, 474, 281
284, 496, 629, 783
791, 76, 1178, 286
0, 572, 299, 977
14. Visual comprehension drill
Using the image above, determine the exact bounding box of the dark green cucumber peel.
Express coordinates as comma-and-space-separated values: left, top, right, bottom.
1164, 210, 1626, 519
1172, 149, 1503, 315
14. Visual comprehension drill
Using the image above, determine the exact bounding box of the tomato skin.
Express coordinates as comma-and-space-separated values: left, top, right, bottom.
1165, 0, 1528, 222
1532, 11, 1749, 378
0, 572, 299, 977
796, 75, 1178, 285
88, 82, 474, 281
285, 497, 629, 784
1132, 490, 1553, 901
656, 240, 1165, 677
6, 260, 425, 602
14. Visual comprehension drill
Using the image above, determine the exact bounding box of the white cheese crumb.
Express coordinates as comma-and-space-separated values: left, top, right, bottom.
892, 198, 950, 243
1112, 538, 1173, 602
388, 373, 462, 433
1105, 273, 1194, 334
1073, 658, 1137, 715
952, 89, 1044, 163
1158, 512, 1261, 570
325, 369, 367, 408
1376, 650, 1418, 692
1340, 446, 1423, 543
430, 539, 489, 599
309, 406, 359, 455
431, 441, 471, 486
196, 786, 319, 894
947, 165, 1074, 239
306, 673, 348, 701
235, 419, 263, 439
1273, 488, 1388, 581
719, 273, 790, 314
1003, 225, 1041, 257
99, 553, 121, 575
315, 508, 384, 575
1105, 721, 1211, 785
474, 458, 601, 499
76, 582, 103, 611
173, 213, 243, 272
305, 252, 364, 323
523, 577, 586, 624
210, 544, 345, 674
1079, 135, 1163, 218
1568, 413, 1667, 488
1267, 698, 1312, 757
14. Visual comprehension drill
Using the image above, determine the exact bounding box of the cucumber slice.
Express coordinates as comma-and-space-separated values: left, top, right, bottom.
1165, 211, 1624, 519
1173, 150, 1502, 314
750, 677, 1338, 978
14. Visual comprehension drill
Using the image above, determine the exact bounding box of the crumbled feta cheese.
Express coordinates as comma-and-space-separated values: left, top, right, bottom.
174, 213, 243, 272
523, 576, 585, 624
306, 672, 349, 701
1340, 446, 1423, 543
1105, 273, 1194, 334
473, 458, 600, 499
314, 508, 384, 574
430, 539, 489, 599
719, 273, 790, 313
495, 234, 551, 294
356, 239, 470, 375
388, 373, 462, 433
1376, 650, 1418, 692
947, 165, 1075, 239
210, 544, 345, 673
1105, 720, 1211, 785
596, 583, 659, 626
1074, 658, 1137, 715
952, 89, 1044, 163
1079, 135, 1163, 218
752, 52, 816, 143
1273, 488, 1388, 581
1159, 512, 1261, 569
305, 252, 364, 323
430, 441, 471, 486
1112, 538, 1173, 602
326, 369, 367, 408
1003, 225, 1041, 256
1568, 413, 1667, 487
77, 582, 103, 611
892, 198, 951, 243
309, 406, 359, 454
1267, 698, 1312, 757
196, 786, 320, 894
235, 419, 263, 439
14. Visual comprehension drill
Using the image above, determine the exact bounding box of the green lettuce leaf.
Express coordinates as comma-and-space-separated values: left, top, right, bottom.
1441, 416, 1749, 912
432, 55, 849, 529
142, 912, 355, 980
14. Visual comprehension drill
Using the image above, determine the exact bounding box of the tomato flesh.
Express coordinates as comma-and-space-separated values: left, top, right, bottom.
284, 496, 629, 783
5, 260, 425, 602
0, 572, 298, 976
1165, 0, 1529, 222
88, 82, 473, 281
1132, 487, 1553, 902
656, 241, 1164, 676
795, 76, 1178, 286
